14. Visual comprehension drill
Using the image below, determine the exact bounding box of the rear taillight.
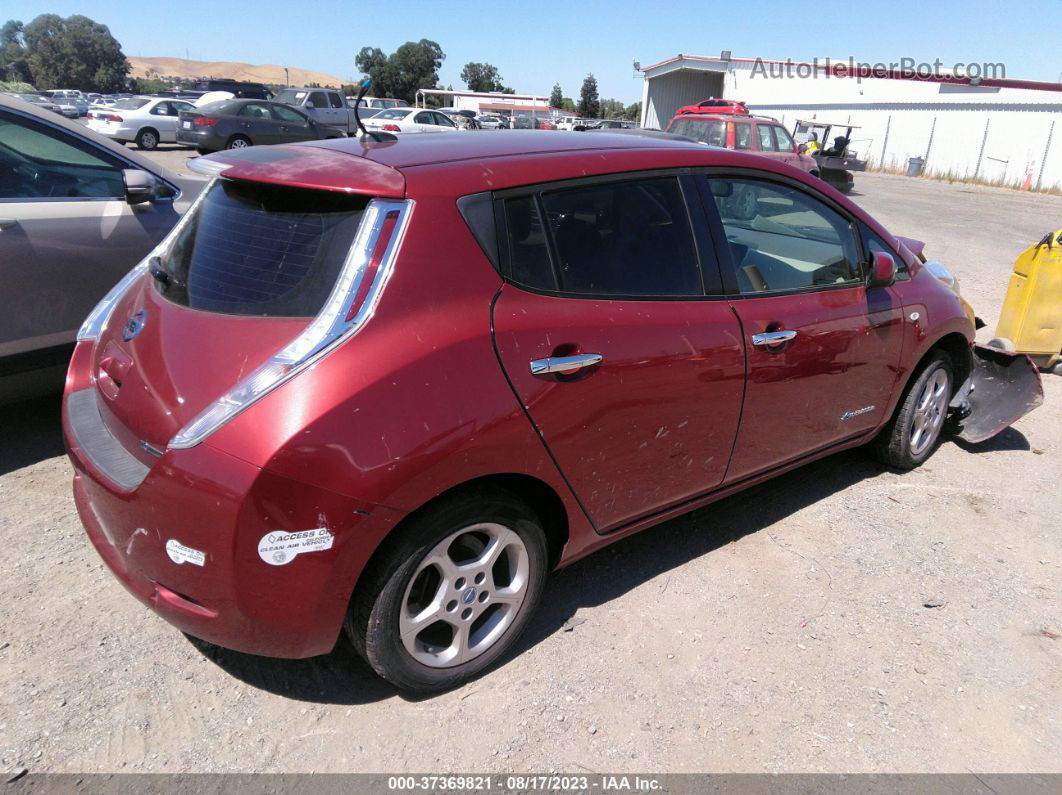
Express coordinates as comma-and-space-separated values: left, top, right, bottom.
76, 186, 213, 343
381, 124, 400, 132
193, 116, 218, 127
168, 199, 412, 450
98, 113, 123, 122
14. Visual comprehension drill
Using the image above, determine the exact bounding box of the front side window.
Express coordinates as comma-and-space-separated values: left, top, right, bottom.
155, 180, 369, 317
708, 177, 861, 294
308, 92, 328, 108
503, 177, 702, 297
863, 225, 910, 280
271, 104, 307, 123
328, 93, 343, 109
0, 110, 125, 199
772, 126, 796, 152
433, 112, 457, 127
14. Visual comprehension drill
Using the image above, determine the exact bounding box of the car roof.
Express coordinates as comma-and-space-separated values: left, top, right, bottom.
307, 129, 706, 169
672, 112, 769, 124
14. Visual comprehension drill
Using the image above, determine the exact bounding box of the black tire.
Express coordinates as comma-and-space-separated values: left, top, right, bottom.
837, 183, 854, 194
869, 351, 953, 470
195, 147, 212, 156
346, 487, 549, 693
225, 135, 251, 150
135, 128, 159, 150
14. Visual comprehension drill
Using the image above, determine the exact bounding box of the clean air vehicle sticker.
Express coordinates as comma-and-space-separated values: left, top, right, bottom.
165, 539, 206, 567
257, 528, 334, 566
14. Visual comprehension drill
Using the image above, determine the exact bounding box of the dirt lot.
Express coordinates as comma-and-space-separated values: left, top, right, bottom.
1, 155, 1060, 774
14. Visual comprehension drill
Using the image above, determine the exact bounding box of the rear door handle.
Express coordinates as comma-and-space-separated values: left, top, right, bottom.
751, 330, 798, 347
529, 353, 602, 375
0, 218, 17, 230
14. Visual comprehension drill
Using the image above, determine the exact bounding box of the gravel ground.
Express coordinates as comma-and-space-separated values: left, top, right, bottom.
1, 158, 1060, 775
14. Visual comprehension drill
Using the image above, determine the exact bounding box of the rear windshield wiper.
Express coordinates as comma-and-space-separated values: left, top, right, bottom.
148, 256, 180, 290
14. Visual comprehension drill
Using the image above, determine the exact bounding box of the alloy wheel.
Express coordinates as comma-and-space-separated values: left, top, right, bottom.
909, 367, 950, 456
399, 522, 530, 668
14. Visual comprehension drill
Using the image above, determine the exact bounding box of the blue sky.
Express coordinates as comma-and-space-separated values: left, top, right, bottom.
5, 0, 1060, 103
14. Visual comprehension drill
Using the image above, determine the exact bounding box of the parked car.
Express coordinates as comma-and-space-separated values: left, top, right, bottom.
676, 97, 748, 116
0, 93, 205, 403
90, 97, 118, 109
40, 90, 89, 117
176, 99, 345, 153
60, 130, 1042, 693
476, 114, 509, 129
5, 93, 63, 116
86, 96, 196, 150
667, 111, 819, 177
274, 87, 364, 135
351, 96, 409, 109
190, 79, 272, 99
438, 108, 481, 130
590, 119, 633, 129
361, 107, 459, 134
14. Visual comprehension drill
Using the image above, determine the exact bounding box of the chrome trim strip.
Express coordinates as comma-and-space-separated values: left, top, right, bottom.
529, 353, 603, 375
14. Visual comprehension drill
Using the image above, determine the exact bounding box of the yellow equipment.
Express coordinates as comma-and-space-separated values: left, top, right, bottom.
990, 229, 1062, 372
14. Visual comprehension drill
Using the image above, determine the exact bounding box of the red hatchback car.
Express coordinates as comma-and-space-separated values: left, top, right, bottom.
63, 131, 1016, 692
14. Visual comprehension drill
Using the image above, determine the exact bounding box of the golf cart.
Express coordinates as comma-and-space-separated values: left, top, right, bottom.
793, 119, 866, 193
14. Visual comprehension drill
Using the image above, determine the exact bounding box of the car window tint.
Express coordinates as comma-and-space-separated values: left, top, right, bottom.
375, 108, 410, 120
434, 112, 456, 127
537, 177, 701, 296
271, 104, 305, 123
686, 120, 725, 146
756, 125, 776, 151
239, 103, 272, 119
502, 196, 556, 290
733, 122, 753, 150
328, 93, 343, 109
414, 111, 434, 124
773, 126, 795, 152
308, 92, 328, 108
0, 111, 125, 199
708, 178, 861, 294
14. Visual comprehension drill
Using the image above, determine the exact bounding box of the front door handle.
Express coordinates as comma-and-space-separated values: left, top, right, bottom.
751, 330, 798, 347
529, 353, 602, 375
0, 218, 17, 230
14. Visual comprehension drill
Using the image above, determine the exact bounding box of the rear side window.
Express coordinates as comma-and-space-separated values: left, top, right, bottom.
155, 180, 368, 317
670, 118, 725, 146
756, 125, 776, 151
502, 177, 702, 297
733, 122, 752, 150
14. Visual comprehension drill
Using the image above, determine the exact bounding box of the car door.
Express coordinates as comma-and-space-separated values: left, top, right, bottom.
147, 101, 180, 142
699, 173, 904, 481
270, 103, 317, 142
0, 107, 181, 363
412, 111, 437, 133
491, 175, 746, 531
236, 102, 280, 145
306, 91, 333, 125
432, 112, 459, 132
769, 125, 802, 169
752, 122, 787, 165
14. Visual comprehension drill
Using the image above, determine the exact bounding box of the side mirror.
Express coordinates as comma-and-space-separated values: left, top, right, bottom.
123, 169, 157, 205
304, 101, 315, 109
868, 251, 897, 288
797, 143, 807, 154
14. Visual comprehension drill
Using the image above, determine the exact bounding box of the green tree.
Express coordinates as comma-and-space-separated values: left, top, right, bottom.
20, 13, 128, 92
549, 82, 563, 108
578, 73, 599, 118
460, 61, 505, 93
132, 77, 167, 94
2, 20, 32, 83
624, 100, 642, 122
599, 97, 625, 119
560, 97, 577, 112
356, 39, 444, 103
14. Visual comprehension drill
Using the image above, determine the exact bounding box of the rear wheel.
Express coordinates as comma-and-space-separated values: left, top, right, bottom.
870, 352, 953, 469
346, 489, 548, 693
225, 135, 251, 150
135, 128, 159, 150
195, 147, 211, 156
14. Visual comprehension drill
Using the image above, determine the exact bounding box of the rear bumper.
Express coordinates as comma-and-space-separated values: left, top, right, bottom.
64, 381, 405, 658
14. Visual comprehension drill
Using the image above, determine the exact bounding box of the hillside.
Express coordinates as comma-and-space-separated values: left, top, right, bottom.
127, 56, 347, 88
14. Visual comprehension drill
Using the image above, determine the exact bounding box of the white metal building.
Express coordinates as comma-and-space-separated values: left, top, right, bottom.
414, 88, 555, 118
640, 54, 1062, 190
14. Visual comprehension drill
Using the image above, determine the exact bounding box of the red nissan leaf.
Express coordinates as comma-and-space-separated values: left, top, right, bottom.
63, 131, 1041, 692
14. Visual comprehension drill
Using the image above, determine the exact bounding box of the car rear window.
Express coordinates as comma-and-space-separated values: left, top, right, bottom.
668, 118, 725, 147
376, 108, 412, 120
113, 98, 150, 110
154, 180, 369, 317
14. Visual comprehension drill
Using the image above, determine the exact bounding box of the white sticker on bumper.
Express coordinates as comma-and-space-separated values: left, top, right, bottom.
166, 539, 206, 567
257, 528, 334, 566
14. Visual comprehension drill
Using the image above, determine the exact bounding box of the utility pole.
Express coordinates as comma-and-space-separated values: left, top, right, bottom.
284, 67, 289, 87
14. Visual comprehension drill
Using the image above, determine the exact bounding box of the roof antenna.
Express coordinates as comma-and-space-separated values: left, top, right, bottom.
354, 78, 395, 142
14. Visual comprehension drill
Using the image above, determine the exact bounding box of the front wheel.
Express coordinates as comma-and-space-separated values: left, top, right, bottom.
346, 489, 548, 693
135, 128, 159, 150
869, 352, 953, 469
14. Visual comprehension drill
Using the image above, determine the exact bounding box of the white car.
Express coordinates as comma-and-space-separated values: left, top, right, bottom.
86, 96, 196, 150
362, 108, 459, 135
476, 114, 509, 129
